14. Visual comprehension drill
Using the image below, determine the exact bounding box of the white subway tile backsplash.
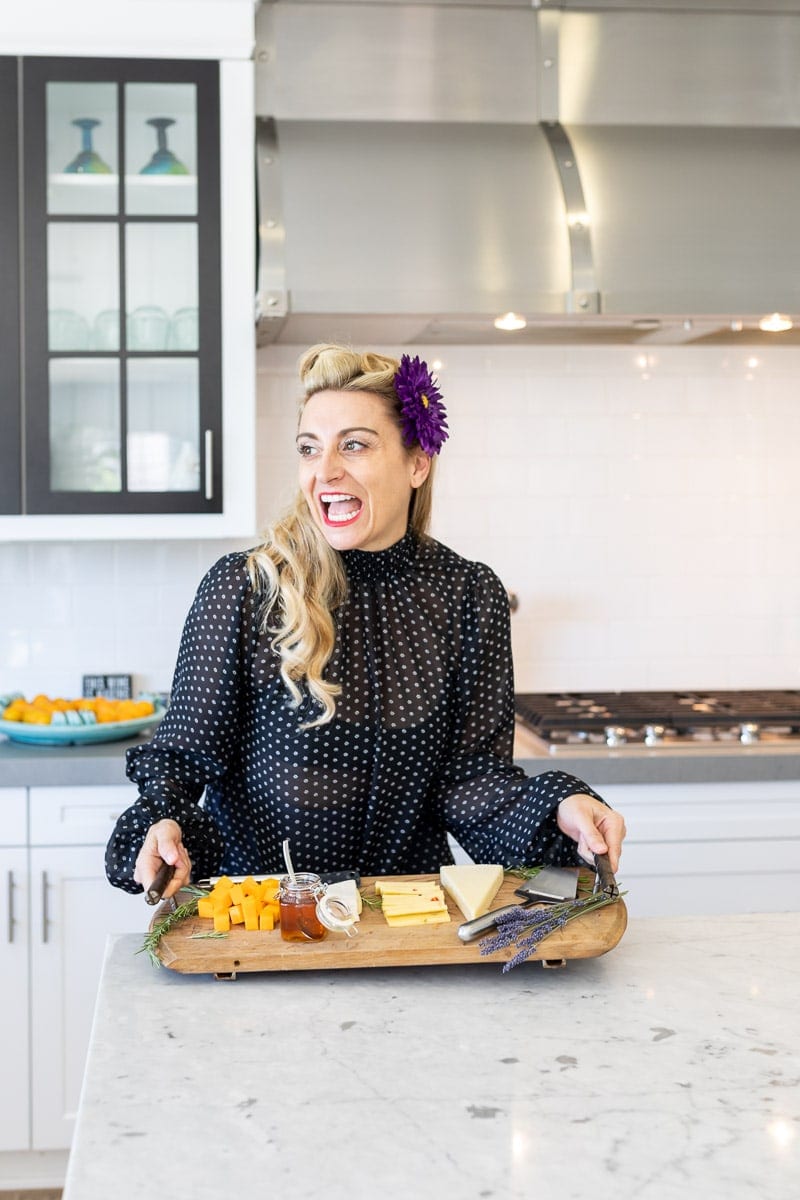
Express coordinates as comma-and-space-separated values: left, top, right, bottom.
2, 344, 800, 699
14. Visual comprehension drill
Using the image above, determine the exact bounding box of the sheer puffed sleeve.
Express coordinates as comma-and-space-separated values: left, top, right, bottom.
435, 563, 605, 867
105, 554, 252, 892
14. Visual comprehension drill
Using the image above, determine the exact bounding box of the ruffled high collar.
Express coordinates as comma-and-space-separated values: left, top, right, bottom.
340, 529, 417, 583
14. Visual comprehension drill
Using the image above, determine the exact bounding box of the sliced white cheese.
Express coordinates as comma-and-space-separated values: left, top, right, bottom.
439, 864, 504, 921
374, 879, 438, 896
384, 909, 451, 927
381, 896, 447, 916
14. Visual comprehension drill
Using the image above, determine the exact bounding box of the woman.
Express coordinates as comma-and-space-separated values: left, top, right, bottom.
106, 345, 625, 900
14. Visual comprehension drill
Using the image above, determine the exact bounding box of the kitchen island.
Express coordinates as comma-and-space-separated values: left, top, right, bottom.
63, 914, 798, 1200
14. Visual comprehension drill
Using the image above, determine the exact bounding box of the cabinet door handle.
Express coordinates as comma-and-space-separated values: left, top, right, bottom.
42, 871, 50, 944
204, 429, 213, 500
6, 871, 14, 944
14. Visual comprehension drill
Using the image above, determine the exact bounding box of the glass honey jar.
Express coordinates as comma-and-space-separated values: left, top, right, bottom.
278, 872, 359, 942
278, 872, 327, 942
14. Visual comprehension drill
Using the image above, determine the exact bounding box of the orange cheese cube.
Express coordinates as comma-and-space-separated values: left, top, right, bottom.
258, 908, 274, 931
229, 883, 245, 905
215, 875, 234, 891
213, 911, 231, 933
242, 876, 260, 897
197, 897, 215, 919
260, 878, 280, 903
229, 904, 244, 925
242, 896, 260, 931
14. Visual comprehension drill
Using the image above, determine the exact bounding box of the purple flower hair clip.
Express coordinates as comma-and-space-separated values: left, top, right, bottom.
394, 354, 449, 456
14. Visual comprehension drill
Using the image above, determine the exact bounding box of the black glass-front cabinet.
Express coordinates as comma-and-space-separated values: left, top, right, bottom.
0, 58, 22, 514
1, 56, 222, 515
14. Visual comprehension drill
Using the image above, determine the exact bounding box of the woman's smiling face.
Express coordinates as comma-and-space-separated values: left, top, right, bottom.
297, 389, 430, 552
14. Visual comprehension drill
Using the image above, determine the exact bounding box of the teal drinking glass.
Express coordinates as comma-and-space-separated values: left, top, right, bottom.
64, 118, 112, 174
139, 117, 189, 175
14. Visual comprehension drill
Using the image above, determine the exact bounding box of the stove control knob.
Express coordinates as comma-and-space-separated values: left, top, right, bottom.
605, 725, 627, 747
739, 722, 760, 744
644, 724, 665, 746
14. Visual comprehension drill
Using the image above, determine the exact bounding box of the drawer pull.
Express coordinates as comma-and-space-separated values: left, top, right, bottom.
42, 871, 50, 944
6, 871, 14, 944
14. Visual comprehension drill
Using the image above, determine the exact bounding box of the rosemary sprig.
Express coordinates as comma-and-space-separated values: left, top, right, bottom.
188, 930, 229, 941
137, 885, 211, 967
360, 891, 383, 911
504, 864, 545, 881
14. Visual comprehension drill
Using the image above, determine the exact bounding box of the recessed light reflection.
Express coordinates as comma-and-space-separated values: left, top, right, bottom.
430, 359, 444, 372
767, 1119, 796, 1150
747, 357, 760, 369
512, 1129, 530, 1162
645, 987, 656, 1000
758, 312, 793, 332
494, 312, 527, 332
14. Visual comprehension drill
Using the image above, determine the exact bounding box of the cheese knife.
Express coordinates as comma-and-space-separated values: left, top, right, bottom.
456, 865, 579, 943
593, 851, 620, 899
144, 858, 176, 906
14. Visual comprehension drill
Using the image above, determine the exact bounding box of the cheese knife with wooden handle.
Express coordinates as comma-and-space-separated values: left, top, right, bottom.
145, 858, 176, 906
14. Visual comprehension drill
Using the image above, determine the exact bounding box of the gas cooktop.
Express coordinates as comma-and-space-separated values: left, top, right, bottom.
514, 689, 800, 753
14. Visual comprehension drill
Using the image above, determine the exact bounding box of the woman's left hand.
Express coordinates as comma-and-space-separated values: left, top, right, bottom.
556, 794, 626, 874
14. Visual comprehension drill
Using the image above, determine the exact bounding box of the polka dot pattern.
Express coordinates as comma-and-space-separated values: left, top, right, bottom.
106, 531, 603, 893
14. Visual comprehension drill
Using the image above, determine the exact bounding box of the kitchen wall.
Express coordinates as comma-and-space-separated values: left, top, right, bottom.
2, 342, 799, 699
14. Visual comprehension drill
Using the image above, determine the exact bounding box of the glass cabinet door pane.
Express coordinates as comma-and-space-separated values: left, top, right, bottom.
127, 359, 199, 491
48, 223, 119, 350
47, 82, 118, 216
126, 224, 198, 351
125, 83, 197, 216
49, 360, 121, 492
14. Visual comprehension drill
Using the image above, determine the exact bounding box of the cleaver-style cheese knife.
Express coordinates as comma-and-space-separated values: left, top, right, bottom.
456, 865, 579, 943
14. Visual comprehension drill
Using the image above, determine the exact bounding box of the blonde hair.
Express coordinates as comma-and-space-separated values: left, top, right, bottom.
247, 344, 437, 727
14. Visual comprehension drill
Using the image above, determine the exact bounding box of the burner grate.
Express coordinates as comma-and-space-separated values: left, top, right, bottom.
514, 690, 800, 735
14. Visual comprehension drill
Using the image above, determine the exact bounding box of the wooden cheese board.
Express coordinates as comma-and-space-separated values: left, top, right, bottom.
148, 871, 627, 977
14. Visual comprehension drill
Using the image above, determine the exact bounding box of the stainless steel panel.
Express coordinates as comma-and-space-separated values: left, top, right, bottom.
571, 123, 800, 313
256, 2, 539, 123
276, 120, 570, 313
558, 10, 800, 127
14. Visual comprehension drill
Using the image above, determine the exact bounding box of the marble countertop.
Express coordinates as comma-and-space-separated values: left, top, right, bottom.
64, 913, 799, 1200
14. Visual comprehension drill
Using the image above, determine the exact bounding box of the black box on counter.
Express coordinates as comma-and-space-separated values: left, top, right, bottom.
82, 674, 133, 700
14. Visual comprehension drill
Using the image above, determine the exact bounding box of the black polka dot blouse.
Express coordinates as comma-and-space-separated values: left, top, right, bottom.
106, 530, 605, 892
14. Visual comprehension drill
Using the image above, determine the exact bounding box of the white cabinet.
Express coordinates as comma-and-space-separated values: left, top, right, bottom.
0, 787, 31, 1154
29, 845, 145, 1148
603, 780, 800, 918
2, 785, 146, 1156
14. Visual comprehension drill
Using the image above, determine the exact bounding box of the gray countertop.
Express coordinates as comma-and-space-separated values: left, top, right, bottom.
3, 732, 800, 789
63, 913, 800, 1200
0, 736, 142, 787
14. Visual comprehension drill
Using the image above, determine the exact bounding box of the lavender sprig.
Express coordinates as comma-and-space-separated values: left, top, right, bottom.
479, 893, 620, 972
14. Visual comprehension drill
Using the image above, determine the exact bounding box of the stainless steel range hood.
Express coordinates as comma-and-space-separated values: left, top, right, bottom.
254, 2, 800, 346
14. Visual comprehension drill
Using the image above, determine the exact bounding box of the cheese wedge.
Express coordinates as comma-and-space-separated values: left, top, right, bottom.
439, 864, 504, 921
384, 910, 451, 927
324, 879, 362, 915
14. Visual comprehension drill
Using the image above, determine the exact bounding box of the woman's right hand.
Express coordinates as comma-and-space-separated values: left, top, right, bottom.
133, 819, 192, 899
